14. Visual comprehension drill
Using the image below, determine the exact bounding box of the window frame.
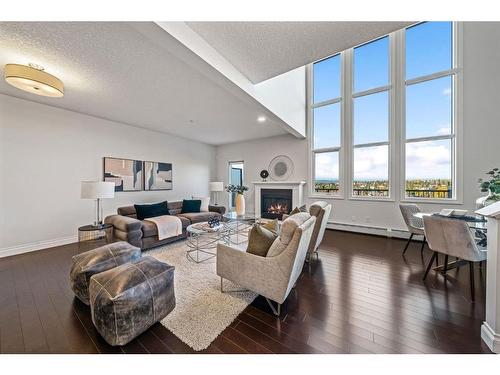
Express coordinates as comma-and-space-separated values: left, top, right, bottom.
348, 35, 395, 201
399, 22, 463, 204
308, 22, 462, 204
308, 52, 345, 199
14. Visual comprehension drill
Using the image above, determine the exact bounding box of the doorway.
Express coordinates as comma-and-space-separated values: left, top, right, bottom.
228, 161, 244, 209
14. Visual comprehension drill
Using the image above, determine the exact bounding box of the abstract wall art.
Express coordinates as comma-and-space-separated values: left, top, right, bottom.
103, 157, 143, 192
144, 161, 173, 191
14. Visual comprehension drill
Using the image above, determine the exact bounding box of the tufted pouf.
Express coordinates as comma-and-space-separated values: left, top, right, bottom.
89, 256, 176, 346
70, 241, 141, 305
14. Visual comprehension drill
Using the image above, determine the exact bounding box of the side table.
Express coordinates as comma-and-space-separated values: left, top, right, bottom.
78, 224, 114, 244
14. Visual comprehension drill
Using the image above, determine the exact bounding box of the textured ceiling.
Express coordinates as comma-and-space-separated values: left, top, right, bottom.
0, 22, 287, 145
187, 22, 415, 83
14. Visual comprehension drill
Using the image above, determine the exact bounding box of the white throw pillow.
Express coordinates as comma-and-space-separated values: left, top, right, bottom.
192, 196, 210, 212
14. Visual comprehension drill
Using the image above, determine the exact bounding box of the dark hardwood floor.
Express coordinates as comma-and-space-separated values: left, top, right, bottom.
0, 230, 492, 354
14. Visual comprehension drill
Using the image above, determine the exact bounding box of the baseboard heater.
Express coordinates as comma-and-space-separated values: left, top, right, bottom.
326, 221, 411, 239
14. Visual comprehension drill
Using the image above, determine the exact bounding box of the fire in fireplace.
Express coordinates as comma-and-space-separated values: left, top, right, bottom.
261, 188, 293, 220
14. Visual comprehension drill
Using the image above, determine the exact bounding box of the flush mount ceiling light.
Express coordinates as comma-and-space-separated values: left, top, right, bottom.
257, 116, 266, 123
4, 63, 64, 97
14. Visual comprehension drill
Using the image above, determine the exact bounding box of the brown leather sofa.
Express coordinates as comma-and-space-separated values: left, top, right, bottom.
105, 201, 226, 250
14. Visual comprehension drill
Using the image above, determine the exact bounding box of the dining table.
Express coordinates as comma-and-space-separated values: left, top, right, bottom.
412, 212, 487, 273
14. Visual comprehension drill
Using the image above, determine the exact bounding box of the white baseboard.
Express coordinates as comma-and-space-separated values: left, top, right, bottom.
481, 322, 500, 353
327, 221, 414, 239
0, 235, 78, 259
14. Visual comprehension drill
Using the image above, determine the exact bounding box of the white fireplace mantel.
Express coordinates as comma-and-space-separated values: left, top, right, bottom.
252, 181, 306, 218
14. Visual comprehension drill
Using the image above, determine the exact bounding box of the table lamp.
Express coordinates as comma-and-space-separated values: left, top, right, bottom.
81, 181, 115, 227
209, 181, 224, 205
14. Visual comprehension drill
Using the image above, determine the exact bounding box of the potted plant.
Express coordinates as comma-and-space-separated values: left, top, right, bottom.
225, 184, 249, 215
478, 168, 500, 207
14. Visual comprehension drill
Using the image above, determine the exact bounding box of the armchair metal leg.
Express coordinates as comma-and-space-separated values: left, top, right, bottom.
265, 298, 281, 316
402, 233, 414, 255
220, 277, 250, 293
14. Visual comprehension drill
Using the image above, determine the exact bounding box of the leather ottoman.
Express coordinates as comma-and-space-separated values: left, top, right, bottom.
70, 241, 141, 305
89, 256, 176, 346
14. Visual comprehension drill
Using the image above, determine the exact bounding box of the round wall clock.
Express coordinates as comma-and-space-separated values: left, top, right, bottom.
268, 155, 294, 181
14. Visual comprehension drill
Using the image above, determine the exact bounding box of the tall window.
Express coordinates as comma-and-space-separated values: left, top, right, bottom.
404, 22, 455, 199
311, 54, 341, 195
352, 36, 390, 197
310, 22, 459, 201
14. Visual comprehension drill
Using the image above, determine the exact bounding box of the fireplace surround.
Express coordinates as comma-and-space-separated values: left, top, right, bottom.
252, 181, 306, 219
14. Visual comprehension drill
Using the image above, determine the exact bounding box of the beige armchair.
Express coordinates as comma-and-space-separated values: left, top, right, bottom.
216, 213, 316, 315
307, 201, 332, 262
282, 201, 332, 264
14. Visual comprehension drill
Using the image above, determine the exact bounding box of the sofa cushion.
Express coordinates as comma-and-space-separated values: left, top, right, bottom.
181, 199, 201, 213
134, 201, 169, 220
142, 216, 190, 237
177, 212, 221, 224
246, 225, 277, 257
117, 205, 137, 218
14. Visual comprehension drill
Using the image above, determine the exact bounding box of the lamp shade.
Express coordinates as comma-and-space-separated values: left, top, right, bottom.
4, 64, 64, 98
209, 181, 224, 192
81, 181, 115, 199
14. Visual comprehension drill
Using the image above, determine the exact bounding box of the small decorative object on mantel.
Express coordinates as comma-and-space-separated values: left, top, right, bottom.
477, 168, 500, 208
207, 216, 221, 229
225, 184, 249, 216
260, 169, 269, 182
268, 155, 294, 181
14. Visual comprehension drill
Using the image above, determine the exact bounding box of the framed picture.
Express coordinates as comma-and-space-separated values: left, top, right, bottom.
103, 157, 143, 192
144, 161, 173, 191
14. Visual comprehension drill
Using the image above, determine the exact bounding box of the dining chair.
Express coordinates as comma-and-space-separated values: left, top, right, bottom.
399, 204, 427, 255
422, 215, 487, 302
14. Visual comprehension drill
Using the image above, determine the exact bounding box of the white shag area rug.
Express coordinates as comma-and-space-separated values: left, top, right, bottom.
147, 241, 256, 351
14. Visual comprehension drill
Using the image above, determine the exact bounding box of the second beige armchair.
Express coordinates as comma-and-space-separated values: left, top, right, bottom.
216, 213, 316, 315
307, 201, 332, 262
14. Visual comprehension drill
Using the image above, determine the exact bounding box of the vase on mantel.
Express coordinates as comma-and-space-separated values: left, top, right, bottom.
235, 193, 246, 216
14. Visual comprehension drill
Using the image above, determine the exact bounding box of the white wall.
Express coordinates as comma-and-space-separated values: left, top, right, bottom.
215, 22, 500, 236
157, 22, 307, 138
0, 94, 216, 255
254, 66, 306, 136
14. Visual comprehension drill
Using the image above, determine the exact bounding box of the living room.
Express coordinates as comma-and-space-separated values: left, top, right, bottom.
1, 0, 500, 373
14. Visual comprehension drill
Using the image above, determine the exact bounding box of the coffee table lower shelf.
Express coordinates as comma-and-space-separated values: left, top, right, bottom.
186, 223, 230, 263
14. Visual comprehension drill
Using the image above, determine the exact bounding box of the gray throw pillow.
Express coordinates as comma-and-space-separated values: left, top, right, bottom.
246, 224, 278, 257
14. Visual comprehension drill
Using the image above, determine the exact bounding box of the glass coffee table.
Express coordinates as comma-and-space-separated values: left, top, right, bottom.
223, 212, 258, 245
186, 222, 230, 263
